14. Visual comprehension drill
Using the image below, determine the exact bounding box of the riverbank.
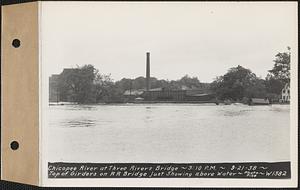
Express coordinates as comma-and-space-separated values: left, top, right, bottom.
49, 101, 289, 106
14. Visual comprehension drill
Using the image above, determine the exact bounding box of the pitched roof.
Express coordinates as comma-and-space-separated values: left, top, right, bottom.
123, 89, 144, 96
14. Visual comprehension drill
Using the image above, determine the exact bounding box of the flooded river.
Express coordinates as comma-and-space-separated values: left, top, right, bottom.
45, 104, 290, 163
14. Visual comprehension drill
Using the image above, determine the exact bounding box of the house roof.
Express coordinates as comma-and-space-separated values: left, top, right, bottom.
186, 89, 212, 95
149, 88, 163, 91
123, 89, 144, 96
251, 98, 269, 104
188, 93, 211, 97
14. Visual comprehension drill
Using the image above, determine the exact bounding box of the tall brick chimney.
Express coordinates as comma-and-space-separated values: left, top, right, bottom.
146, 52, 150, 91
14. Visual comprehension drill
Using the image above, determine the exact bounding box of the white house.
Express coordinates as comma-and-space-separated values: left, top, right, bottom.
281, 83, 290, 103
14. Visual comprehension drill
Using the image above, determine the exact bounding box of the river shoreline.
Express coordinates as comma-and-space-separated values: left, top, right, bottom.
49, 101, 290, 106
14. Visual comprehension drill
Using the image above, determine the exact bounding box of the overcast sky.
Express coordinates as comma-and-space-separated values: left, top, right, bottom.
41, 2, 297, 83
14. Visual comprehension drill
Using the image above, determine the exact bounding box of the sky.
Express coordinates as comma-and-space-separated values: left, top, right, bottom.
41, 2, 297, 83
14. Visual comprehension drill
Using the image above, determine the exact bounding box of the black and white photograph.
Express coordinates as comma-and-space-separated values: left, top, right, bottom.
39, 1, 298, 187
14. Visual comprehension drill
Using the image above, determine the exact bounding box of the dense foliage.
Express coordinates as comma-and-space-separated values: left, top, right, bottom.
264, 47, 291, 95
210, 65, 265, 100
210, 47, 291, 101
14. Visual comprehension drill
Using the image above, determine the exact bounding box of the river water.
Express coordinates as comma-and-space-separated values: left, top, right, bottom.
46, 103, 290, 163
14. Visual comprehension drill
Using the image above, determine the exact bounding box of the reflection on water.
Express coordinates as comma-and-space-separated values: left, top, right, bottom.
47, 104, 290, 163
221, 108, 251, 117
63, 119, 96, 128
224, 110, 249, 116
63, 105, 97, 111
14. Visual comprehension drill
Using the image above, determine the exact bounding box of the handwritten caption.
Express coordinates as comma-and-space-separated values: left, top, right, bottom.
48, 162, 290, 179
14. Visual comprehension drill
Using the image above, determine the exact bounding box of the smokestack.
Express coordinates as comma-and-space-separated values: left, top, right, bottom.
146, 52, 150, 91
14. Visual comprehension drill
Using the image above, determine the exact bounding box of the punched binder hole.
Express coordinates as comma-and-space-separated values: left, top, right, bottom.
12, 39, 21, 48
10, 141, 19, 150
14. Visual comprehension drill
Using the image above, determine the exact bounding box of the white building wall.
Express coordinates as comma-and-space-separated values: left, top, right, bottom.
281, 83, 290, 102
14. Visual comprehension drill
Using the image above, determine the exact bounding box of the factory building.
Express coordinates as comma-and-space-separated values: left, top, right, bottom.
142, 88, 215, 102
49, 68, 80, 103
49, 74, 60, 102
140, 52, 215, 102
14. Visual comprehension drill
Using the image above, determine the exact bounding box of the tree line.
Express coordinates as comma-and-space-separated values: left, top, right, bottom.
54, 47, 290, 103
55, 66, 210, 103
210, 47, 291, 101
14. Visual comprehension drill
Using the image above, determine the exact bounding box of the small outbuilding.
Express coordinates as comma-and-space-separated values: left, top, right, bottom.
248, 98, 270, 105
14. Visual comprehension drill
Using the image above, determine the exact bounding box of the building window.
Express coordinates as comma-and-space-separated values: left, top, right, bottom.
288, 90, 290, 94
283, 90, 285, 93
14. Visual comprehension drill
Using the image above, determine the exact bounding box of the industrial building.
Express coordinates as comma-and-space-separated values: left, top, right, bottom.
49, 74, 60, 102
131, 52, 216, 103
49, 52, 216, 103
49, 68, 80, 103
